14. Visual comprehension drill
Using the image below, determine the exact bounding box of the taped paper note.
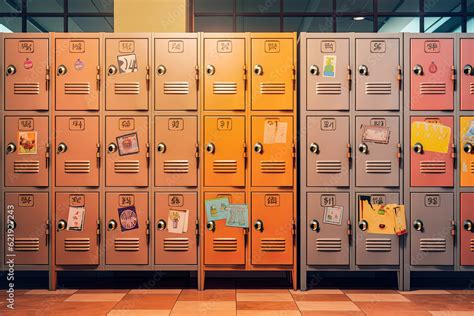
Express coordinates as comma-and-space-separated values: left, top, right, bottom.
205, 197, 229, 221
411, 121, 451, 154
167, 209, 189, 234
264, 120, 288, 144
323, 206, 343, 226
359, 196, 395, 235
362, 125, 390, 144
66, 206, 85, 231
225, 204, 249, 228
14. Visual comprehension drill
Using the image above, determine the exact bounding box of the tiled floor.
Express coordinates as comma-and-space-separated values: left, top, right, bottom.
2, 288, 474, 315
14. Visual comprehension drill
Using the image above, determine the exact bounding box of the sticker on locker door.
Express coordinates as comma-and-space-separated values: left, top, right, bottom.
263, 119, 288, 144
411, 121, 451, 153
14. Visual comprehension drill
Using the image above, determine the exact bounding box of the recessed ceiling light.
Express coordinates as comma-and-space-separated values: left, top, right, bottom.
353, 16, 366, 21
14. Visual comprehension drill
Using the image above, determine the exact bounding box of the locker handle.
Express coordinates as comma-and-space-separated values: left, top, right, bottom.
146, 219, 150, 239
254, 220, 263, 232
464, 143, 473, 154
346, 143, 352, 160
195, 220, 200, 237
206, 143, 215, 154
206, 221, 215, 231
397, 65, 402, 90
57, 142, 68, 154
157, 219, 167, 230
463, 220, 473, 232
146, 65, 150, 90
57, 65, 67, 76
96, 220, 101, 237
45, 143, 50, 168
358, 65, 368, 76
243, 65, 247, 89
464, 64, 473, 76
347, 66, 352, 90
107, 65, 117, 76
310, 220, 319, 232
146, 143, 150, 165
57, 220, 67, 231
195, 65, 200, 84
45, 220, 49, 245
6, 143, 16, 154
254, 142, 263, 154
347, 220, 352, 236
413, 64, 423, 76
6, 64, 16, 76
96, 65, 101, 90
107, 143, 117, 154
195, 143, 200, 159
413, 143, 423, 154
358, 220, 368, 231
156, 64, 166, 76
96, 143, 101, 166
358, 143, 369, 154
413, 220, 423, 231
206, 64, 215, 76
397, 143, 402, 161
46, 65, 50, 90
309, 64, 319, 76
309, 143, 319, 154
157, 142, 166, 153
451, 65, 456, 91
451, 220, 456, 237
107, 220, 117, 231
254, 64, 263, 76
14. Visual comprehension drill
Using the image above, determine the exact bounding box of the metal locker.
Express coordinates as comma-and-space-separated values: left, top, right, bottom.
355, 38, 401, 110
306, 38, 350, 111
250, 37, 294, 110
203, 116, 245, 187
4, 116, 49, 187
155, 192, 197, 265
154, 116, 198, 187
203, 35, 246, 110
410, 192, 454, 266
251, 116, 294, 187
105, 116, 149, 187
204, 192, 246, 265
460, 116, 474, 187
306, 192, 350, 265
251, 192, 294, 265
4, 192, 49, 265
460, 193, 474, 266
4, 36, 50, 111
460, 38, 474, 110
55, 192, 99, 265
105, 35, 150, 110
356, 193, 400, 265
154, 35, 198, 110
55, 116, 100, 187
306, 116, 350, 187
355, 116, 400, 187
410, 116, 454, 187
54, 35, 100, 110
410, 38, 454, 110
105, 192, 149, 265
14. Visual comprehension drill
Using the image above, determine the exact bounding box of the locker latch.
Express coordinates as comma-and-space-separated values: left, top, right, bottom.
346, 143, 352, 160
96, 143, 101, 167
291, 219, 296, 236
45, 220, 50, 245
96, 65, 101, 90
292, 65, 296, 91
46, 65, 50, 90
347, 220, 352, 236
397, 65, 402, 90
397, 143, 402, 165
96, 220, 101, 237
195, 143, 200, 159
146, 65, 150, 90
146, 219, 150, 242
451, 220, 456, 237
243, 65, 247, 90
195, 65, 199, 85
195, 220, 199, 236
146, 143, 150, 165
451, 143, 456, 165
45, 143, 50, 168
292, 143, 296, 158
347, 65, 352, 90
451, 65, 456, 91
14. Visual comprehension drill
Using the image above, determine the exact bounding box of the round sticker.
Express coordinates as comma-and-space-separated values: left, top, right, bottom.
119, 208, 138, 230
429, 62, 438, 74
24, 58, 33, 69
74, 59, 84, 71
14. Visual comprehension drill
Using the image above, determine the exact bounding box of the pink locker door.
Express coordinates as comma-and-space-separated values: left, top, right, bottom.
4, 192, 49, 265
410, 38, 454, 110
460, 193, 474, 266
55, 192, 99, 265
306, 116, 350, 187
306, 38, 350, 110
307, 192, 350, 265
155, 192, 197, 265
460, 38, 474, 110
410, 117, 454, 187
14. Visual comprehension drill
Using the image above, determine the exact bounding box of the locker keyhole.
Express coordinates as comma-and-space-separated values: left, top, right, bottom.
157, 143, 166, 153
310, 220, 319, 232
108, 143, 118, 153
358, 220, 368, 231
108, 65, 117, 75
464, 143, 473, 154
464, 220, 473, 232
309, 143, 319, 154
413, 143, 423, 154
413, 220, 423, 231
358, 143, 369, 154
57, 65, 67, 76
413, 64, 423, 76
206, 221, 215, 231
157, 219, 167, 230
254, 143, 263, 154
206, 143, 215, 154
57, 220, 67, 231
254, 220, 263, 231
108, 220, 117, 231
6, 143, 16, 154
358, 65, 368, 76
254, 64, 263, 76
206, 65, 215, 75
309, 65, 319, 76
463, 64, 473, 76
6, 65, 16, 76
157, 65, 167, 76
7, 219, 16, 230
57, 143, 68, 154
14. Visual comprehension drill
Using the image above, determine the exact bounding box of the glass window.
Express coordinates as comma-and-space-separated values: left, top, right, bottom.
336, 16, 373, 32
237, 0, 280, 13
68, 17, 113, 32
284, 17, 333, 32
424, 1, 461, 13
378, 17, 420, 32
424, 16, 463, 33
0, 17, 22, 32
69, 0, 113, 13
195, 16, 234, 32
469, 0, 474, 12
27, 0, 64, 13
236, 16, 280, 31
468, 16, 474, 31
0, 0, 21, 12
378, 0, 419, 13
27, 17, 64, 32
336, 0, 372, 13
195, 0, 233, 13
284, 0, 332, 13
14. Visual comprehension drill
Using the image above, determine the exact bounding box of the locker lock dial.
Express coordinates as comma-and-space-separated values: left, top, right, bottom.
108, 220, 117, 231
6, 65, 16, 76
57, 220, 67, 231
464, 143, 473, 154
57, 65, 67, 76
310, 220, 319, 232
107, 143, 117, 153
206, 221, 215, 231
309, 65, 319, 76
206, 143, 215, 154
206, 65, 215, 75
254, 64, 263, 76
57, 143, 68, 154
358, 65, 369, 76
157, 142, 166, 153
358, 143, 369, 154
107, 65, 117, 75
157, 219, 167, 230
254, 220, 263, 231
413, 64, 423, 76
464, 220, 473, 232
254, 142, 263, 154
413, 220, 423, 231
157, 65, 167, 76
6, 143, 16, 154
464, 64, 473, 76
413, 143, 423, 154
309, 143, 319, 154
358, 220, 368, 231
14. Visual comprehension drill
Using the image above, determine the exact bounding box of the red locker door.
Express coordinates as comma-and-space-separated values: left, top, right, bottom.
460, 38, 474, 110
461, 193, 474, 266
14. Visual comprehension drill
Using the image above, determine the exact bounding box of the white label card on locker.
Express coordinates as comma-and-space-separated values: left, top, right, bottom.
264, 120, 288, 144
168, 209, 189, 234
67, 206, 85, 231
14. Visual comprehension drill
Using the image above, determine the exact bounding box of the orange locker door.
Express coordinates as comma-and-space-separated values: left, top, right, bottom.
251, 192, 294, 265
55, 116, 100, 187
105, 192, 149, 265
105, 116, 149, 187
4, 192, 49, 265
155, 116, 198, 187
55, 192, 99, 265
203, 37, 246, 110
204, 192, 246, 265
204, 116, 245, 187
461, 116, 474, 187
251, 116, 294, 187
4, 37, 49, 110
155, 192, 197, 265
55, 37, 100, 110
251, 38, 294, 110
154, 37, 198, 110
4, 116, 49, 187
105, 37, 149, 110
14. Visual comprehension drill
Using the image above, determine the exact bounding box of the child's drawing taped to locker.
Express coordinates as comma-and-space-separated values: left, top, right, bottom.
411, 121, 451, 154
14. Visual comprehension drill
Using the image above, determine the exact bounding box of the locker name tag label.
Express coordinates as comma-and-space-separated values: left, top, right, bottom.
168, 194, 184, 207
320, 195, 335, 207
119, 195, 134, 206
370, 41, 386, 53
217, 118, 232, 130
69, 41, 85, 53
264, 119, 288, 144
119, 118, 135, 130
18, 41, 34, 53
119, 41, 135, 53
18, 194, 34, 207
69, 118, 85, 131
425, 195, 440, 207
168, 40, 184, 53
265, 41, 280, 53
321, 41, 335, 53
321, 118, 336, 131
69, 195, 85, 207
169, 118, 184, 131
371, 195, 386, 205
265, 194, 280, 207
424, 40, 440, 53
217, 40, 232, 53
18, 118, 34, 131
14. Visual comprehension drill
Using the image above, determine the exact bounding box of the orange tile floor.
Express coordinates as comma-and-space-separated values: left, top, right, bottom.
2, 288, 474, 315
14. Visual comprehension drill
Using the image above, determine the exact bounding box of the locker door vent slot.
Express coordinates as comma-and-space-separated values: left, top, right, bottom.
420, 161, 446, 174
213, 238, 237, 252
420, 82, 446, 95
164, 160, 189, 173
14, 160, 40, 173
366, 161, 392, 173
470, 239, 474, 252
114, 160, 140, 173
316, 160, 342, 173
365, 82, 391, 95
14, 238, 40, 251
114, 238, 140, 251
213, 160, 237, 173
260, 82, 285, 94
470, 162, 474, 174
65, 238, 91, 251
14, 82, 40, 94
316, 238, 342, 252
420, 238, 446, 252
470, 83, 474, 95
114, 82, 140, 95
366, 238, 391, 252
261, 161, 286, 173
163, 238, 189, 251
64, 82, 91, 95
316, 82, 342, 94
213, 82, 237, 94
261, 238, 286, 252
163, 82, 189, 94
65, 161, 91, 173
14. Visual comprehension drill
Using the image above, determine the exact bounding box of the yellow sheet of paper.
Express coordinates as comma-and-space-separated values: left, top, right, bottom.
359, 199, 396, 235
411, 121, 451, 154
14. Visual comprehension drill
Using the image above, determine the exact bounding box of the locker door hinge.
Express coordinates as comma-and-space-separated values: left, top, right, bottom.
46, 65, 50, 90
96, 143, 101, 167
243, 143, 247, 168
243, 65, 247, 90
195, 143, 200, 159
292, 143, 296, 168
45, 143, 50, 168
146, 143, 150, 166
347, 220, 352, 237
451, 65, 456, 91
292, 219, 296, 236
397, 143, 402, 166
195, 65, 199, 85
146, 219, 150, 242
346, 143, 352, 160
451, 143, 456, 168
96, 65, 101, 90
146, 65, 150, 90
96, 219, 101, 237
195, 220, 200, 245
292, 65, 296, 90
347, 65, 352, 91
397, 65, 402, 90
45, 220, 50, 245
451, 220, 456, 237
